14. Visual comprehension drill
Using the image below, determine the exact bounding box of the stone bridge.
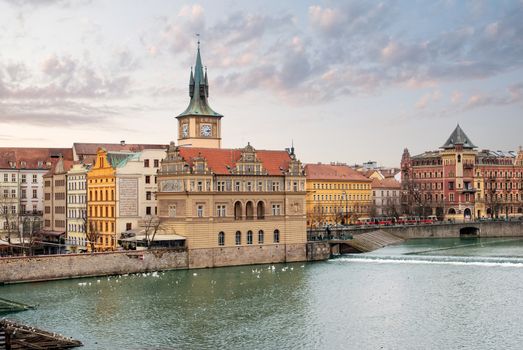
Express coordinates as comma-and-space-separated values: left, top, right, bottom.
308, 221, 523, 254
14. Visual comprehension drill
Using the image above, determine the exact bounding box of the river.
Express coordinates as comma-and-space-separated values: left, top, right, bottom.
2, 237, 523, 349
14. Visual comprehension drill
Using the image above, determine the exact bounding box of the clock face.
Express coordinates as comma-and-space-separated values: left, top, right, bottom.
200, 124, 212, 137
181, 124, 189, 138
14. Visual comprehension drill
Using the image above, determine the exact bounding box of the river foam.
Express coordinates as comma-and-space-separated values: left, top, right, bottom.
335, 254, 523, 268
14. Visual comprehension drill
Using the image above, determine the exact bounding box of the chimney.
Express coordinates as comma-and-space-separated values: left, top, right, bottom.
120, 140, 126, 146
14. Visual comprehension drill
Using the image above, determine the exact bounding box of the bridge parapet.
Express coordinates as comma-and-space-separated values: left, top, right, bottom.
308, 221, 523, 241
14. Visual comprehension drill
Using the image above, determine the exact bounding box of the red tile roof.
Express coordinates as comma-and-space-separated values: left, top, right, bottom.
178, 147, 292, 176
0, 148, 73, 170
372, 177, 401, 189
305, 163, 371, 181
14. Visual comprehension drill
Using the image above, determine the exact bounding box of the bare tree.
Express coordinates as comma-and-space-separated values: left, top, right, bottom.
21, 215, 42, 256
485, 174, 502, 218
142, 215, 164, 249
401, 177, 431, 217
83, 216, 101, 253
307, 206, 326, 228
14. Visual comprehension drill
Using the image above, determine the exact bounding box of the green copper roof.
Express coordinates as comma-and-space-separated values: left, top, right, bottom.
107, 152, 140, 168
441, 124, 477, 149
177, 45, 222, 118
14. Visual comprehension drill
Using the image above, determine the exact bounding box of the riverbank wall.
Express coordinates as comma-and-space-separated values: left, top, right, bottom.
0, 242, 330, 284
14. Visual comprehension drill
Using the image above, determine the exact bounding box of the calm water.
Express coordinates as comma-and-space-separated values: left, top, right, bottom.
2, 237, 523, 350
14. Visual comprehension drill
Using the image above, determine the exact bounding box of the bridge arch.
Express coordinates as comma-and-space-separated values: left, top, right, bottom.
459, 226, 479, 237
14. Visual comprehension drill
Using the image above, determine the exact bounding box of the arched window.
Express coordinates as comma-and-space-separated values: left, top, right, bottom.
273, 229, 280, 243
235, 231, 241, 245
448, 208, 456, 215
457, 155, 461, 163
234, 201, 242, 220
247, 230, 253, 244
218, 232, 225, 246
257, 201, 265, 219
258, 230, 264, 244
246, 201, 254, 220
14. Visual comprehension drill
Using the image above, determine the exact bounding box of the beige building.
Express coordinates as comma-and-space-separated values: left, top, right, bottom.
155, 44, 307, 268
43, 157, 73, 254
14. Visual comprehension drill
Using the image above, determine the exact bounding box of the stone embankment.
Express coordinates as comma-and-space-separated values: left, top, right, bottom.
0, 242, 330, 284
346, 230, 404, 253
0, 249, 188, 284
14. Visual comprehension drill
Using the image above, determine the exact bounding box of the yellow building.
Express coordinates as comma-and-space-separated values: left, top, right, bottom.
87, 148, 116, 251
305, 163, 373, 226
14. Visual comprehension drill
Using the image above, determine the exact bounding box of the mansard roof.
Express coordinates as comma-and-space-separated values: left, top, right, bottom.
0, 147, 73, 170
175, 147, 294, 176
441, 124, 477, 149
304, 163, 371, 182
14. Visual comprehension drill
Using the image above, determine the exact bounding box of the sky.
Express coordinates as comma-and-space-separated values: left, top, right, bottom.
0, 0, 522, 167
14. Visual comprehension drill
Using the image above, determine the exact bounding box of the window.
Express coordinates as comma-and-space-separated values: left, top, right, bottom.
154, 159, 159, 167
235, 231, 241, 245
247, 231, 253, 244
234, 201, 242, 220
246, 182, 252, 191
32, 189, 37, 199
217, 181, 225, 191
197, 181, 203, 191
216, 204, 226, 217
10, 189, 16, 198
11, 174, 16, 182
272, 204, 281, 216
197, 205, 204, 217
146, 206, 152, 215
218, 232, 225, 246
32, 174, 37, 183
145, 176, 151, 184
257, 182, 263, 191
169, 205, 176, 217
126, 223, 132, 231
272, 182, 280, 191
146, 191, 152, 200
258, 230, 264, 244
235, 182, 241, 191
3, 174, 7, 182
144, 159, 150, 167
257, 202, 265, 219
21, 174, 26, 183
273, 229, 280, 243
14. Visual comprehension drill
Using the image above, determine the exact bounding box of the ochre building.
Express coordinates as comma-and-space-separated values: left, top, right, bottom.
86, 148, 116, 251
304, 163, 372, 227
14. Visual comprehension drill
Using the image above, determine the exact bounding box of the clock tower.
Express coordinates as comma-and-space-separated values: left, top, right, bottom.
176, 41, 223, 148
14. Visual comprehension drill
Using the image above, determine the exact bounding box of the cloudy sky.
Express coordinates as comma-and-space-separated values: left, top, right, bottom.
0, 0, 522, 166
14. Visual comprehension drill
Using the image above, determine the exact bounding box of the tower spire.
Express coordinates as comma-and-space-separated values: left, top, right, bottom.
177, 38, 222, 118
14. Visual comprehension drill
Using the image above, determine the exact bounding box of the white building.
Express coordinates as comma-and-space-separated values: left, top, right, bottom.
66, 163, 89, 252
109, 149, 166, 237
372, 177, 402, 217
0, 148, 72, 242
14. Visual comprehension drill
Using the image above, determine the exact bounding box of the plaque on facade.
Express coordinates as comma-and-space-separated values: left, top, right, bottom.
119, 178, 138, 217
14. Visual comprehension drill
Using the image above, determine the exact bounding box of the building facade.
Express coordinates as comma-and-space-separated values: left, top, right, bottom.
154, 44, 307, 267
87, 148, 116, 251
305, 163, 372, 227
401, 125, 523, 220
114, 148, 166, 236
371, 177, 401, 217
0, 148, 72, 245
66, 163, 89, 253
